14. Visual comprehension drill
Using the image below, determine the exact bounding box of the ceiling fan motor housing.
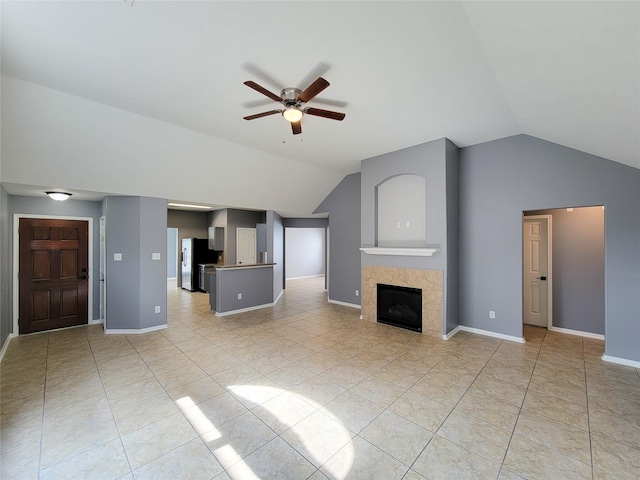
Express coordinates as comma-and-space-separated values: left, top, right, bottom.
281, 88, 302, 107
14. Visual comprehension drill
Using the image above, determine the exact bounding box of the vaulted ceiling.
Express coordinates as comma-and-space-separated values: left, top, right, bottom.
1, 1, 638, 215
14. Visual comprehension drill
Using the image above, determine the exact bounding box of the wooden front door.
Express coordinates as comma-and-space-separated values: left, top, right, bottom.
19, 218, 89, 334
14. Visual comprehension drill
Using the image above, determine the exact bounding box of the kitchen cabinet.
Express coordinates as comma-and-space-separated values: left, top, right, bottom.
208, 227, 224, 250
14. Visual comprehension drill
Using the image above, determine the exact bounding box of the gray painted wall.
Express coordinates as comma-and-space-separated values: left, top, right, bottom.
285, 228, 325, 279
445, 141, 460, 334
167, 228, 178, 278
139, 197, 168, 329
9, 195, 102, 322
104, 196, 167, 331
267, 211, 285, 299
1, 186, 11, 349
104, 197, 141, 330
314, 173, 361, 306
526, 207, 605, 335
460, 135, 639, 361
216, 266, 274, 313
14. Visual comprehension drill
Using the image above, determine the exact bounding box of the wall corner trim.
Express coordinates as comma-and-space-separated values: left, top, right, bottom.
327, 298, 361, 309
273, 290, 284, 306
443, 326, 461, 340
0, 333, 17, 363
602, 354, 640, 368
458, 325, 526, 343
105, 324, 167, 335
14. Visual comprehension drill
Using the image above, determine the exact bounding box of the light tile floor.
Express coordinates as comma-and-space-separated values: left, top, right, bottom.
1, 277, 639, 479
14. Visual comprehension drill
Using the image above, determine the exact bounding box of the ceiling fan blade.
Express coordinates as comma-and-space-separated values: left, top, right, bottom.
243, 81, 282, 102
304, 107, 346, 121
243, 110, 282, 120
291, 121, 302, 135
298, 77, 330, 103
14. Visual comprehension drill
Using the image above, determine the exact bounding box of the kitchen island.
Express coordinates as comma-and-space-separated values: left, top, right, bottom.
208, 263, 276, 316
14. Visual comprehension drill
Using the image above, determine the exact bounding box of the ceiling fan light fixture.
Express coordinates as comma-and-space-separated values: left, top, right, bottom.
283, 107, 303, 123
46, 191, 72, 201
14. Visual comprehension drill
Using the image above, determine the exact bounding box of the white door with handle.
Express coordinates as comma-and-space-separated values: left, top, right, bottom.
237, 227, 257, 265
523, 216, 551, 327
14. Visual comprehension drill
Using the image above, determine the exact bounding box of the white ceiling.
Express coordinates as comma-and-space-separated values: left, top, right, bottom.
1, 1, 639, 211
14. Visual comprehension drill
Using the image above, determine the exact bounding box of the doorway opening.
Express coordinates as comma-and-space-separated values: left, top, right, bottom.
284, 227, 327, 298
523, 206, 605, 339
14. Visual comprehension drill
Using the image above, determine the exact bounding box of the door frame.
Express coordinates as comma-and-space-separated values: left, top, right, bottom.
100, 215, 106, 325
523, 214, 553, 330
13, 214, 95, 335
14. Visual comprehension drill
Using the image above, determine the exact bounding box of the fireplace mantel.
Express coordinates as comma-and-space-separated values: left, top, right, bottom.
359, 247, 439, 257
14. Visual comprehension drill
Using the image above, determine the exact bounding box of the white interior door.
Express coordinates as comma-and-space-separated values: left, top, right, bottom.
237, 227, 257, 265
523, 216, 551, 327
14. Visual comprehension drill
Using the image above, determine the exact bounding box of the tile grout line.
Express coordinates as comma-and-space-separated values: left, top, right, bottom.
495, 327, 545, 479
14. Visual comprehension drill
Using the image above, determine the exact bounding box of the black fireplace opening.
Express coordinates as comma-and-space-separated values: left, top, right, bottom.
377, 283, 422, 332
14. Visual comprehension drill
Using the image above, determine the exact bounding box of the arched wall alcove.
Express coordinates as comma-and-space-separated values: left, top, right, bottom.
375, 174, 426, 248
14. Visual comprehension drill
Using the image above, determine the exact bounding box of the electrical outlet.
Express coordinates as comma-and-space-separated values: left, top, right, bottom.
355, 290, 359, 297
406, 221, 411, 228
489, 310, 496, 319
396, 222, 401, 228
238, 293, 242, 300
155, 306, 161, 314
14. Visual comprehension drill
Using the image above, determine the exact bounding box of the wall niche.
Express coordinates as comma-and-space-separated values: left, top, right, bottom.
376, 174, 426, 247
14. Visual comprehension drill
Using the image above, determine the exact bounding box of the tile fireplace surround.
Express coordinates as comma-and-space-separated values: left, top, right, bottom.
362, 266, 443, 335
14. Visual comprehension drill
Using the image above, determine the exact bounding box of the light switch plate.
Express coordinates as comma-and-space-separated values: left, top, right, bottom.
114, 253, 122, 261
152, 252, 161, 260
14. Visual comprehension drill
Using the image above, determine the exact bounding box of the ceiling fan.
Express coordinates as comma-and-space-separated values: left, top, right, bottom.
243, 77, 345, 135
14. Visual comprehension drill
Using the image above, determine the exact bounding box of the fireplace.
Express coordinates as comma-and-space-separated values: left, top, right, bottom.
377, 283, 422, 332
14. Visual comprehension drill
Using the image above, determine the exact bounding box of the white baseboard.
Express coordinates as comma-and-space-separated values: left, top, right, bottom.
327, 298, 361, 309
105, 324, 167, 335
447, 325, 525, 343
548, 326, 604, 340
215, 303, 274, 317
0, 333, 16, 363
443, 325, 462, 340
273, 290, 284, 306
602, 354, 640, 368
286, 274, 324, 280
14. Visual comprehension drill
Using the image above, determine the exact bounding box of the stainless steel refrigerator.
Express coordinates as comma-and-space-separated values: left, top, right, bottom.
181, 238, 217, 291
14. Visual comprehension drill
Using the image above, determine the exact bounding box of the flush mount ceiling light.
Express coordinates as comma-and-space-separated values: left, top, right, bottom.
46, 191, 72, 201
167, 203, 211, 210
